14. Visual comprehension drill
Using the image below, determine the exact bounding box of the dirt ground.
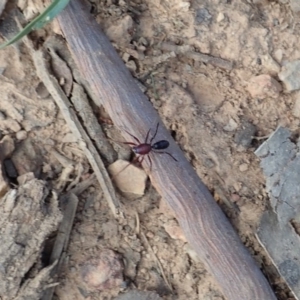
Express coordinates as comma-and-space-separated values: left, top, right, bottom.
0, 0, 299, 299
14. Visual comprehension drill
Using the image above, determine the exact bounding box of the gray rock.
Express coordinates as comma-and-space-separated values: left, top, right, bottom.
278, 60, 300, 92
234, 121, 257, 148
255, 127, 300, 298
291, 0, 300, 13
195, 8, 212, 25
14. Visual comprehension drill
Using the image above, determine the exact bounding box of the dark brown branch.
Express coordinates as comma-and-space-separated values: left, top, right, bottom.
56, 1, 276, 299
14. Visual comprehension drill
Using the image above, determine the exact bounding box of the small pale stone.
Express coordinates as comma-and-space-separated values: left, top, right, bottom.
261, 54, 281, 74
164, 221, 187, 242
239, 163, 248, 172
247, 74, 282, 99
17, 172, 35, 185
273, 49, 283, 63
184, 245, 201, 262
125, 60, 137, 72
0, 135, 15, 159
292, 91, 300, 118
146, 231, 154, 239
122, 52, 130, 63
223, 118, 238, 132
16, 130, 27, 141
216, 12, 225, 22
108, 159, 147, 196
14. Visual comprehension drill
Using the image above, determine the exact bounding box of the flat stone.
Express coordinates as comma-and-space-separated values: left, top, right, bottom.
108, 159, 147, 196
255, 127, 300, 298
278, 60, 300, 92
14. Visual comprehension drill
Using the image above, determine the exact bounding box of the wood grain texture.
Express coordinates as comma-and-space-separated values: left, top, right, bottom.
57, 1, 277, 299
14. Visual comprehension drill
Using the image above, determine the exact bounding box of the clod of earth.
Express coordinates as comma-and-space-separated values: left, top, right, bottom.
80, 249, 124, 291
247, 74, 282, 99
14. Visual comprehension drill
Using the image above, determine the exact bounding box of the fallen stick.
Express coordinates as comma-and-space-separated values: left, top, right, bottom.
42, 193, 79, 300
21, 34, 121, 217
56, 1, 277, 299
158, 42, 234, 70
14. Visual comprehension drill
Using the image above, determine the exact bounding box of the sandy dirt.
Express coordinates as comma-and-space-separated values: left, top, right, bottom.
0, 0, 299, 299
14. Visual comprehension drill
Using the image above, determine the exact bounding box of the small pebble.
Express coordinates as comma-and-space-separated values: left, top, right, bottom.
234, 121, 257, 148
125, 60, 137, 72
0, 135, 15, 159
195, 8, 212, 24
273, 49, 283, 63
164, 221, 187, 242
261, 54, 281, 74
239, 163, 248, 172
216, 12, 225, 22
146, 231, 154, 239
16, 130, 27, 141
223, 118, 238, 132
108, 160, 147, 197
35, 82, 50, 99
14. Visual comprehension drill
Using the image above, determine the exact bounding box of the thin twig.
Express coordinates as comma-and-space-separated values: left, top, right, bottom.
140, 231, 173, 292
21, 33, 121, 217
159, 42, 233, 70
41, 193, 79, 300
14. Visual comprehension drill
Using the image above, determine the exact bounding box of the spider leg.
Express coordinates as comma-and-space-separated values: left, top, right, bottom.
138, 155, 145, 166
150, 122, 159, 144
152, 150, 178, 161
109, 138, 137, 147
123, 129, 141, 144
144, 128, 152, 143
110, 161, 132, 181
122, 142, 138, 146
147, 155, 153, 172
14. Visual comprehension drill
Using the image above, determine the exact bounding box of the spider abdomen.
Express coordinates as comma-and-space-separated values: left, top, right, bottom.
133, 143, 152, 155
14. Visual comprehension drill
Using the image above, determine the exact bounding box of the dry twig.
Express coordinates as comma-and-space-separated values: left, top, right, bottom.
23, 38, 121, 217
159, 42, 233, 70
